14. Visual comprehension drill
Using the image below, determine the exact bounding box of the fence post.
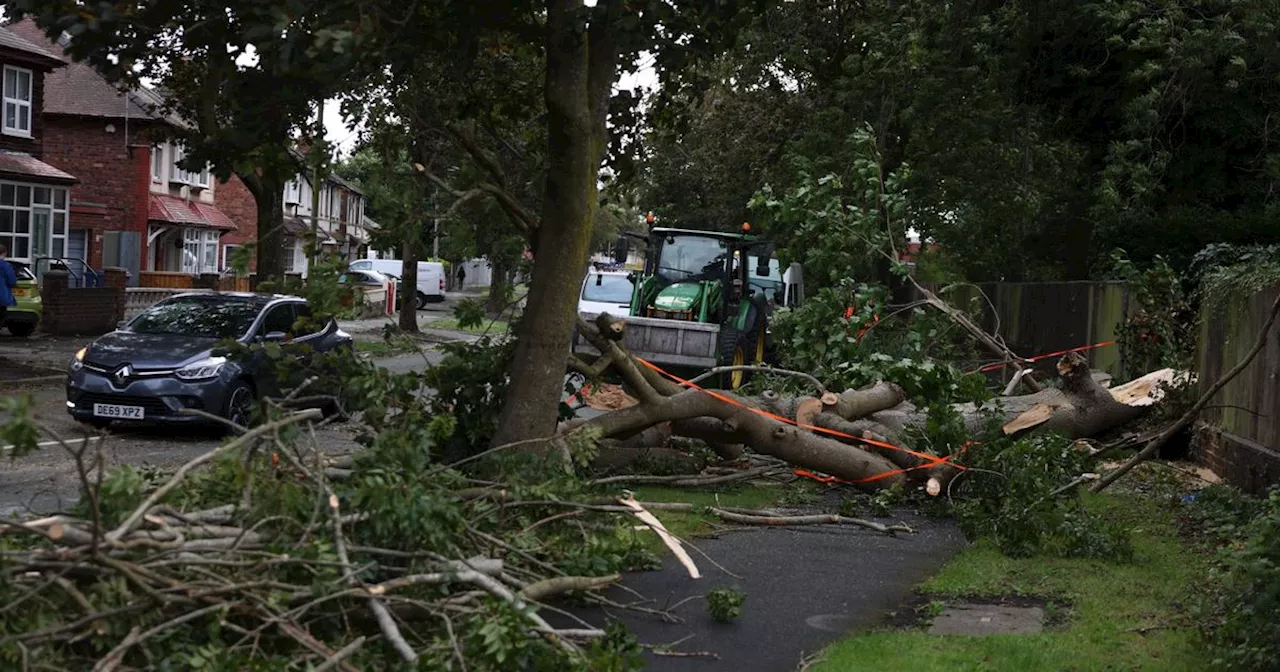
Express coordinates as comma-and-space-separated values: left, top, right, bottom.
103, 267, 128, 324
40, 270, 69, 335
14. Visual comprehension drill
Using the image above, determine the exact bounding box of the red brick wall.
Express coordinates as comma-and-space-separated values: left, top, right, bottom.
39, 268, 126, 335
0, 56, 46, 157
41, 116, 156, 268
217, 173, 259, 271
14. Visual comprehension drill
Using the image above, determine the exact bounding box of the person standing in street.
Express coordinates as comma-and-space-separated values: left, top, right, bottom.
456, 265, 466, 289
0, 244, 17, 332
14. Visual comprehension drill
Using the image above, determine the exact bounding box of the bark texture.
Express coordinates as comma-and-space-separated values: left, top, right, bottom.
491, 0, 619, 449
398, 236, 420, 333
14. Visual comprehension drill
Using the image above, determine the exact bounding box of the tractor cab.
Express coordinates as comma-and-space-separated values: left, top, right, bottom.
631, 227, 776, 329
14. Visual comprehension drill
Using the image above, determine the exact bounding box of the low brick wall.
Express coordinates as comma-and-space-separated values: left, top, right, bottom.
41, 268, 127, 336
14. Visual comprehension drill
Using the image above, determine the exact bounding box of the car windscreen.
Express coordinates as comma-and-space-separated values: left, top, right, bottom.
127, 296, 262, 339
582, 274, 633, 303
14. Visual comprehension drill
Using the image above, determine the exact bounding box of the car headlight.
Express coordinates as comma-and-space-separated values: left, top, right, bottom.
175, 356, 228, 381
70, 347, 86, 373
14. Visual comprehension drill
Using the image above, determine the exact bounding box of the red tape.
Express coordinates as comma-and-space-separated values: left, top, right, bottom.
971, 340, 1116, 374
634, 358, 969, 484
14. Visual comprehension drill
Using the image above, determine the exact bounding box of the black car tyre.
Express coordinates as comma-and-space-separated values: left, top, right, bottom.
8, 323, 34, 337
416, 292, 428, 310
223, 381, 255, 434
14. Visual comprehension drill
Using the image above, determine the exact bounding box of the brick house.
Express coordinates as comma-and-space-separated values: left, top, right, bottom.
5, 19, 258, 283
282, 153, 372, 277
0, 26, 78, 271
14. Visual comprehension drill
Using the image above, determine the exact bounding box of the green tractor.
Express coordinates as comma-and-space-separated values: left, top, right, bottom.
576, 224, 800, 389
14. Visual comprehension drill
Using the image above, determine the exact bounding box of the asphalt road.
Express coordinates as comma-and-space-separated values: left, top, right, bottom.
0, 349, 432, 518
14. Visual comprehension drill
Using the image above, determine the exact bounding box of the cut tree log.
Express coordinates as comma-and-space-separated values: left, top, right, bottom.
570, 315, 1168, 490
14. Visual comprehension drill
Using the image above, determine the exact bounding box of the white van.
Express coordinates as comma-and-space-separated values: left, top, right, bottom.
349, 259, 446, 309
578, 270, 633, 317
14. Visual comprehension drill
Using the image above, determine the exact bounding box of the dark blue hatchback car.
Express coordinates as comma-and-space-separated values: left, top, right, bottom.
66, 292, 352, 428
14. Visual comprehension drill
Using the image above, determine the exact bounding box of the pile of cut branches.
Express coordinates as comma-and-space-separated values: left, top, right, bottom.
0, 407, 675, 669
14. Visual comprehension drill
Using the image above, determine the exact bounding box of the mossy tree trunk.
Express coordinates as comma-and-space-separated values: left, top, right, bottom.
491, 0, 619, 449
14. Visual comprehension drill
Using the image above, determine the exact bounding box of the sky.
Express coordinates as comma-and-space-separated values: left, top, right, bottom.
322, 56, 659, 158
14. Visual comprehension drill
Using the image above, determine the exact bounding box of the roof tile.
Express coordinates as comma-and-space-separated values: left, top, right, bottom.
148, 194, 237, 231
4, 19, 168, 121
0, 24, 64, 64
0, 151, 77, 184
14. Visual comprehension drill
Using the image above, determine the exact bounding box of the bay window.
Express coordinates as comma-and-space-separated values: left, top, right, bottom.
0, 181, 69, 265
179, 228, 223, 275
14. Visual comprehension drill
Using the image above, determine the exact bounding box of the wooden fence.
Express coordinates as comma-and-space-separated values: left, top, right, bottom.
901, 281, 1133, 378
137, 271, 193, 289
1195, 286, 1280, 493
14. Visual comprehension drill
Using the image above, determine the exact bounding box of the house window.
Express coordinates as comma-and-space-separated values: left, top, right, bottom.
151, 146, 164, 182
2, 66, 33, 137
170, 145, 211, 187
202, 231, 218, 271
284, 179, 302, 204
283, 240, 297, 273
222, 244, 242, 271
181, 229, 200, 274
0, 181, 69, 264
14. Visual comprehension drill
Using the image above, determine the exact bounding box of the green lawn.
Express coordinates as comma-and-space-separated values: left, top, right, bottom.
811, 492, 1212, 671
354, 338, 420, 357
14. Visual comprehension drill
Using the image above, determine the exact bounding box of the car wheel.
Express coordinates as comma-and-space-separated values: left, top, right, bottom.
223, 381, 255, 433
416, 292, 428, 310
8, 323, 34, 338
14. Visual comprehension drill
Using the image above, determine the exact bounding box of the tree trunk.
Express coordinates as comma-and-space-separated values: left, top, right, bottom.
491, 0, 617, 449
399, 234, 420, 333
241, 170, 287, 284
486, 257, 509, 315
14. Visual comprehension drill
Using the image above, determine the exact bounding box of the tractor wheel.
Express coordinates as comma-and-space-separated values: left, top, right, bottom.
718, 323, 765, 391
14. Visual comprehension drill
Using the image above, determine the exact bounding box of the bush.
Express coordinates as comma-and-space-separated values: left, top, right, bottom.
1203, 489, 1280, 671
944, 411, 1133, 561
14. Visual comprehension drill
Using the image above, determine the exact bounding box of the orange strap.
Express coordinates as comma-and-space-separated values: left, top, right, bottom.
971, 340, 1116, 374
635, 358, 969, 483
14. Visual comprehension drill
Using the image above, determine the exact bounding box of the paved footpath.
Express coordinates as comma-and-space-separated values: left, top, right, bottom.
565, 513, 966, 671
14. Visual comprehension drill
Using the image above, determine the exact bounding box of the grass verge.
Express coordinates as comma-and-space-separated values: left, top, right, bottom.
810, 491, 1212, 671
354, 338, 419, 358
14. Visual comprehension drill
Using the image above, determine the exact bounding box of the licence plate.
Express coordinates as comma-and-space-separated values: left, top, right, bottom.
92, 404, 145, 420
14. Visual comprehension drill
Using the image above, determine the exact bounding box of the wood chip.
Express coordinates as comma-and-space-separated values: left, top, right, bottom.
581, 384, 638, 411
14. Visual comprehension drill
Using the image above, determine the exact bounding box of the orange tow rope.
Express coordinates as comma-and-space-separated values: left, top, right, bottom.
970, 340, 1115, 374
634, 358, 969, 484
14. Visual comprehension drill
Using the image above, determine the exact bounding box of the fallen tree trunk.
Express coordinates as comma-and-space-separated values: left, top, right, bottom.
569, 315, 1169, 490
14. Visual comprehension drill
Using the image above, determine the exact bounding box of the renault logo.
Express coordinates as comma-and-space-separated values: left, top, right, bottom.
113, 365, 132, 386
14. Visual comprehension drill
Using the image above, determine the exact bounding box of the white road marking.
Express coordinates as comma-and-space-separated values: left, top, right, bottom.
1, 435, 105, 452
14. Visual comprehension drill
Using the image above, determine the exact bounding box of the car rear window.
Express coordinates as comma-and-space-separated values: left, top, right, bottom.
582, 274, 632, 303
128, 296, 263, 339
